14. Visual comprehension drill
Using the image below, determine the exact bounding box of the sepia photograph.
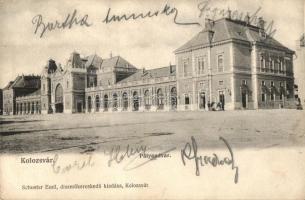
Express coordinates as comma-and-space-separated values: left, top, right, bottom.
0, 0, 304, 199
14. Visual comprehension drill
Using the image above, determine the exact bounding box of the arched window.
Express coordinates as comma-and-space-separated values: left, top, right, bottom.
95, 95, 100, 112
122, 92, 128, 111
55, 84, 63, 104
157, 89, 164, 110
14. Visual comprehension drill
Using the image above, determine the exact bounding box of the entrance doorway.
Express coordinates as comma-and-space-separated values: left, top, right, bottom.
219, 91, 225, 110
77, 102, 82, 113
133, 91, 139, 111
55, 84, 64, 113
157, 89, 164, 110
55, 103, 64, 113
87, 96, 92, 113
122, 92, 128, 111
199, 92, 206, 109
170, 87, 177, 110
242, 92, 247, 109
104, 95, 108, 111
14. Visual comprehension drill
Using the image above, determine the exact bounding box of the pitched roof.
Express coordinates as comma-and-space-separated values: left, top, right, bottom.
3, 81, 15, 90
68, 52, 84, 68
83, 55, 137, 70
85, 54, 103, 68
24, 89, 41, 97
5, 75, 40, 89
175, 18, 293, 53
100, 56, 137, 69
117, 65, 176, 83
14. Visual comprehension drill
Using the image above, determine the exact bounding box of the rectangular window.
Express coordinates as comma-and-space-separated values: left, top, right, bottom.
219, 80, 223, 85
271, 93, 275, 101
265, 56, 269, 72
270, 59, 274, 72
261, 81, 265, 86
217, 55, 224, 72
242, 80, 247, 85
196, 57, 205, 74
275, 58, 279, 72
271, 81, 274, 87
260, 56, 264, 70
279, 59, 283, 72
183, 59, 189, 77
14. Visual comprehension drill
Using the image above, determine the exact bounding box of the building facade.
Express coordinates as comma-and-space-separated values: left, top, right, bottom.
2, 75, 40, 115
0, 89, 3, 115
175, 17, 295, 110
295, 34, 305, 105
2, 16, 296, 115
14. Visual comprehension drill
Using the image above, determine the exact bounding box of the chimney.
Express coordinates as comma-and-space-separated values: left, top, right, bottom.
300, 34, 305, 47
142, 68, 145, 74
245, 13, 250, 25
257, 17, 266, 37
258, 17, 265, 29
204, 18, 214, 31
169, 63, 173, 73
208, 30, 214, 44
226, 8, 232, 19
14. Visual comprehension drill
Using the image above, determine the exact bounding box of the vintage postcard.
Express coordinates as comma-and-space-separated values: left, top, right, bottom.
0, 0, 304, 199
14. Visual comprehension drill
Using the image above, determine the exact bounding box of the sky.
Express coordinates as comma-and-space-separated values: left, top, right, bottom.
0, 0, 304, 88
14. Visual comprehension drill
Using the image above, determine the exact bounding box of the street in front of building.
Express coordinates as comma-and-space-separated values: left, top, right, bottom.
1, 110, 304, 154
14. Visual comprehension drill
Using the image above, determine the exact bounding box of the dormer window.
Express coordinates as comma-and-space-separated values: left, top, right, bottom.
260, 30, 266, 38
